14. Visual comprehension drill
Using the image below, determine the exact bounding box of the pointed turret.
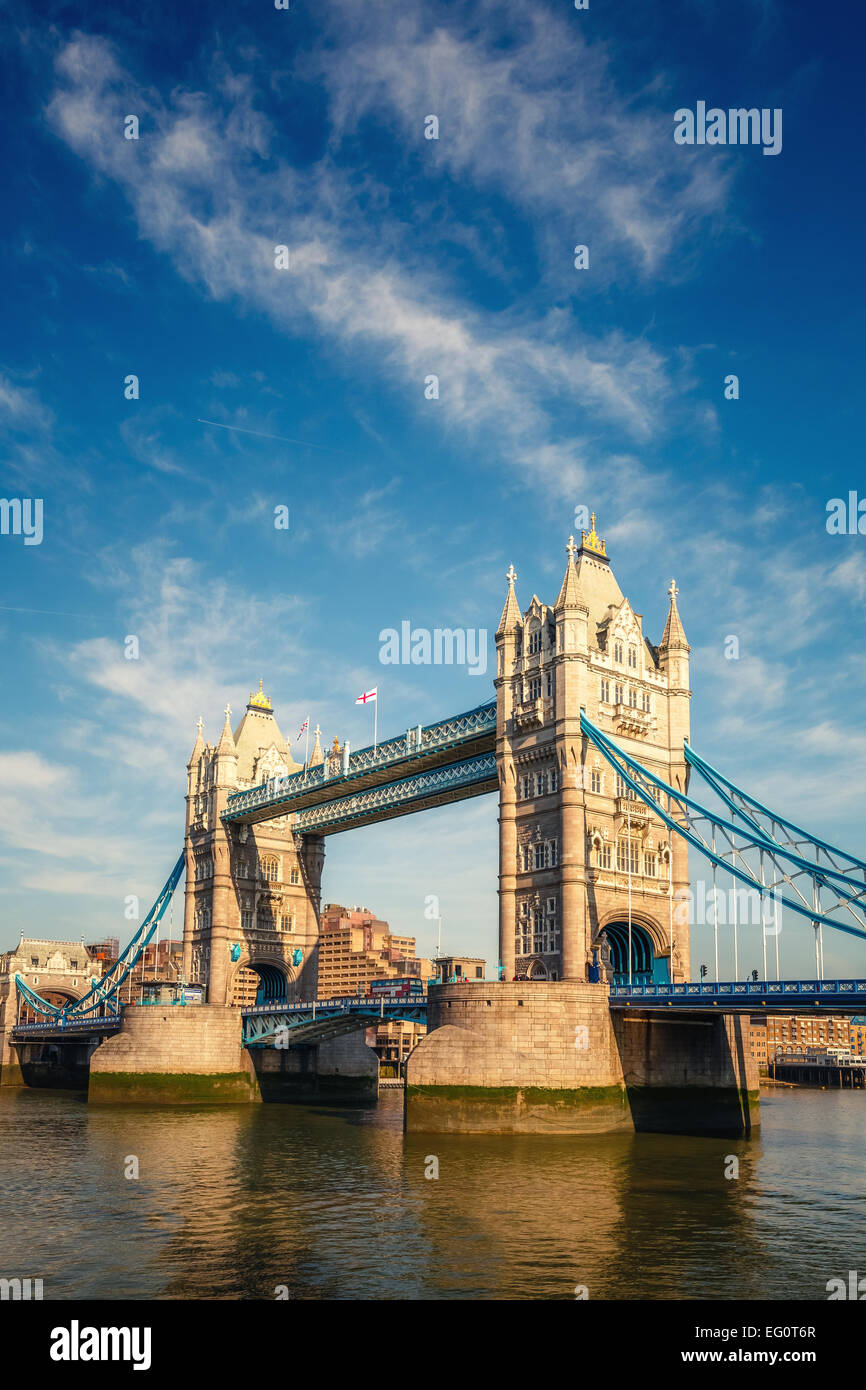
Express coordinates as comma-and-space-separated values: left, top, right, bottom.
187, 717, 204, 769
216, 704, 236, 756
554, 535, 586, 611
659, 579, 689, 652
496, 563, 522, 637
308, 724, 323, 767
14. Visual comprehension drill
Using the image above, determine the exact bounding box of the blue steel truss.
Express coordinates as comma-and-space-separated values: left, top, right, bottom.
15, 853, 185, 1022
242, 996, 428, 1047
292, 752, 497, 835
579, 713, 866, 944
609, 978, 866, 1012
684, 743, 866, 881
223, 700, 496, 823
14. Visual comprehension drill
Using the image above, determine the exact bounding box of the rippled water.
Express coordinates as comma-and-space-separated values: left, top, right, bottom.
1, 1086, 863, 1300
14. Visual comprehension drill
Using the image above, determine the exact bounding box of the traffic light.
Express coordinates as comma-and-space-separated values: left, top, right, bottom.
700, 964, 708, 979
751, 969, 759, 981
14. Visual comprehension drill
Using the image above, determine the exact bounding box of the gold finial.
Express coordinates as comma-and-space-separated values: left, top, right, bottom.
580, 511, 607, 557
248, 678, 272, 711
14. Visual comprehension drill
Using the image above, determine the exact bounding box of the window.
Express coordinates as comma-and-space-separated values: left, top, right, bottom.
534, 842, 546, 871
241, 911, 253, 931
550, 767, 558, 792
599, 842, 611, 869
289, 866, 300, 885
546, 671, 553, 698
628, 686, 638, 707
260, 856, 280, 882
644, 852, 657, 877
522, 775, 533, 799
616, 828, 640, 875
70, 960, 78, 970
600, 678, 610, 703
591, 768, 601, 794
528, 676, 542, 701
522, 845, 533, 872
614, 642, 623, 663
548, 840, 558, 867
628, 646, 637, 668
614, 682, 623, 704
536, 771, 547, 797
642, 692, 651, 713
528, 624, 542, 655
30, 957, 38, 968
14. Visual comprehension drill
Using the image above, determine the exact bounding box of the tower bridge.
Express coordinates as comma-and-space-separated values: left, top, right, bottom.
3, 514, 866, 1135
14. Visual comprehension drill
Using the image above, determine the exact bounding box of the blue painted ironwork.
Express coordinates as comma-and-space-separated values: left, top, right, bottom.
684, 742, 866, 880
580, 712, 866, 943
241, 995, 428, 1047
609, 978, 866, 1012
15, 852, 185, 1022
223, 700, 496, 823
11, 1016, 124, 1038
292, 752, 497, 835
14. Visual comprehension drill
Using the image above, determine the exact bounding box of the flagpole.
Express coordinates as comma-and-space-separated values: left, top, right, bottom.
373, 696, 378, 751
305, 716, 310, 767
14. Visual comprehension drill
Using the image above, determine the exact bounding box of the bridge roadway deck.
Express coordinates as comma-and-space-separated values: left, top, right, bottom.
12, 980, 866, 1047
221, 699, 496, 827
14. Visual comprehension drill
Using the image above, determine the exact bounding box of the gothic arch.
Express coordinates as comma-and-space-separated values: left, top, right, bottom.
595, 908, 669, 959
230, 953, 295, 1006
594, 910, 670, 986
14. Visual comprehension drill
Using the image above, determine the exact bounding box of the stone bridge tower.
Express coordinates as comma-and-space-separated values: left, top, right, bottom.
495, 517, 691, 985
183, 682, 324, 1006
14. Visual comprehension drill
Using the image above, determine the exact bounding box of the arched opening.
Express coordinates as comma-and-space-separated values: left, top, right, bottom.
17, 986, 80, 1024
237, 961, 288, 1008
526, 958, 548, 981
599, 921, 668, 988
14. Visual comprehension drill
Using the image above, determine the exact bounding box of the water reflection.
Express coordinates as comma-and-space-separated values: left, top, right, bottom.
1, 1088, 863, 1300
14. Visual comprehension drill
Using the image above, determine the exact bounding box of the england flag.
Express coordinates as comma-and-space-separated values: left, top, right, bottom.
355, 687, 378, 705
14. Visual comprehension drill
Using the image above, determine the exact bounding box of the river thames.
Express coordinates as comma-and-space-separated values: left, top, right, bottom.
1, 1085, 863, 1301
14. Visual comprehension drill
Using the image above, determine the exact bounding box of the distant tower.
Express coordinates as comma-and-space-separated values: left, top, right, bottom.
183, 682, 324, 1005
495, 517, 691, 984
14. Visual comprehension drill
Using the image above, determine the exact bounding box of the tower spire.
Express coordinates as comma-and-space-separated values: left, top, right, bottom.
554, 536, 587, 611
660, 578, 689, 651
496, 562, 522, 637
216, 704, 236, 755
309, 724, 323, 767
187, 717, 204, 768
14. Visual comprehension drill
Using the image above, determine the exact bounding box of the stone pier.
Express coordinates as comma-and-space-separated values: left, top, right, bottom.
88, 1005, 259, 1105
405, 982, 759, 1137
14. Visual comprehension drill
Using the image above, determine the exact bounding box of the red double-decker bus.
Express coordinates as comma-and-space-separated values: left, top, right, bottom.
369, 977, 425, 1000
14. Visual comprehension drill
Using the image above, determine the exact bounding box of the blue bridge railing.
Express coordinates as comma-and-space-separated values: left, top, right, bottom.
609, 978, 866, 1009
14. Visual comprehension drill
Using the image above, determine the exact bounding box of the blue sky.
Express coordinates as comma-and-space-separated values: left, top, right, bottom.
1, 0, 864, 978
